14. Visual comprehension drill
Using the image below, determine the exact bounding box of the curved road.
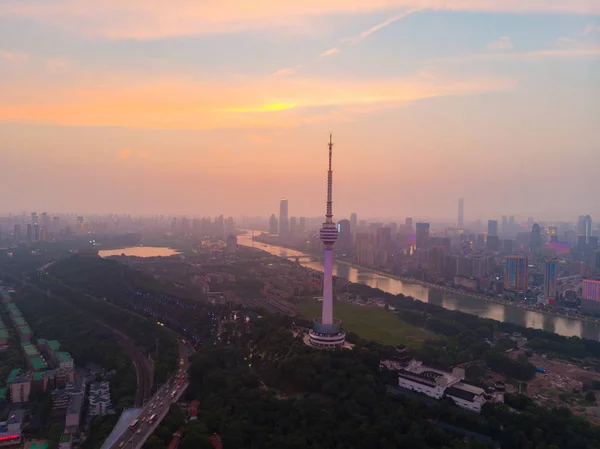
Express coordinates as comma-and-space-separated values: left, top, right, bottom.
107, 340, 194, 449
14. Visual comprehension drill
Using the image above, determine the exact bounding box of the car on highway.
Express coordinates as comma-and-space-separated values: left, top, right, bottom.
118, 443, 124, 448
136, 429, 142, 435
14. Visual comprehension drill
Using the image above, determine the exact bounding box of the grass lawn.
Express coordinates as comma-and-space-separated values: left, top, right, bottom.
297, 299, 433, 347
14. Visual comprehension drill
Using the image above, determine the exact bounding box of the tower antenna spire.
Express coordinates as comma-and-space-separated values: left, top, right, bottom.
309, 134, 345, 348
326, 134, 333, 223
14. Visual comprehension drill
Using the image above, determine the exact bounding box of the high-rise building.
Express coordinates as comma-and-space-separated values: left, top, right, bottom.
26, 224, 32, 242
429, 246, 446, 276
544, 259, 558, 305
583, 279, 600, 302
405, 217, 413, 230
33, 224, 40, 242
486, 235, 500, 252
226, 234, 237, 255
582, 279, 600, 315
504, 255, 528, 294
289, 217, 297, 236
472, 255, 492, 279
355, 233, 374, 265
13, 224, 21, 242
530, 223, 542, 254
309, 135, 345, 349
488, 220, 498, 237
350, 213, 357, 236
415, 223, 430, 250
578, 215, 592, 244
457, 198, 464, 229
279, 198, 289, 237
297, 217, 306, 234
376, 227, 392, 249
268, 214, 278, 234
501, 215, 508, 232
337, 219, 352, 254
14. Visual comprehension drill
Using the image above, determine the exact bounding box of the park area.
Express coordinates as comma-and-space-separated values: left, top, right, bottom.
297, 298, 433, 347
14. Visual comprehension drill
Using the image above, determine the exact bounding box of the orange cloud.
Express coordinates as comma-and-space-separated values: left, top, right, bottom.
0, 72, 513, 130
319, 48, 340, 58
273, 66, 303, 76
0, 1, 596, 40
119, 148, 131, 159
0, 49, 29, 64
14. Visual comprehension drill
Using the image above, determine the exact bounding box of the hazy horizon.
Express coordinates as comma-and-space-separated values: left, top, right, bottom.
1, 1, 599, 220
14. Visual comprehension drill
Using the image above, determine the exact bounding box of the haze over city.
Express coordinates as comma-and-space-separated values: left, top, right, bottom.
1, 0, 599, 219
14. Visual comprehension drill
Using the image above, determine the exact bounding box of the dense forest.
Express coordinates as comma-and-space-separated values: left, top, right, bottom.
181, 314, 600, 449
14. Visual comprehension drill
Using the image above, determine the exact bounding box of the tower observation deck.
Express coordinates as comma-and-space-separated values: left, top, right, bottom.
309, 135, 346, 349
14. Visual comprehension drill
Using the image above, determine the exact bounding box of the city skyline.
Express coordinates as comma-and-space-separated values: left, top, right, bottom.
1, 1, 599, 218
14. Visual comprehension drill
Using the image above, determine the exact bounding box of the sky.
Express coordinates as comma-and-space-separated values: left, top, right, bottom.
0, 0, 599, 222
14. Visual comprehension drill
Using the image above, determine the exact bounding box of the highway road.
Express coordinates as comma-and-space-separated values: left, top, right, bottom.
107, 339, 194, 449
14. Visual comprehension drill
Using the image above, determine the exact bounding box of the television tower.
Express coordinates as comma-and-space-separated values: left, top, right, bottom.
309, 135, 346, 349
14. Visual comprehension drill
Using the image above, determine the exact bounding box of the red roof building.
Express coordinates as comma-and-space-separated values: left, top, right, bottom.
167, 428, 184, 449
189, 400, 200, 418
210, 434, 222, 449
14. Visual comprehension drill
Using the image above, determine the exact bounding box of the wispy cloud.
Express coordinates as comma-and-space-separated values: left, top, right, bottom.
345, 9, 419, 45
0, 72, 513, 130
584, 24, 600, 35
319, 48, 340, 59
0, 49, 28, 64
138, 150, 149, 158
45, 57, 70, 72
221, 102, 297, 113
119, 148, 131, 159
555, 37, 578, 48
1, 1, 597, 40
487, 36, 513, 50
272, 66, 302, 77
434, 46, 600, 64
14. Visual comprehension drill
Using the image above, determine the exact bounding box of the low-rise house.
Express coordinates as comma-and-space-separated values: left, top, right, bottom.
8, 371, 32, 403
88, 382, 111, 416
55, 352, 74, 370
65, 393, 83, 432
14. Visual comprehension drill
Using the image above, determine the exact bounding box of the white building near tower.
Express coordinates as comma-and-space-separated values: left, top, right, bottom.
308, 135, 346, 349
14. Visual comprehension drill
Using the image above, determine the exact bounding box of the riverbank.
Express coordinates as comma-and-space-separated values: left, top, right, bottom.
248, 235, 600, 327
333, 260, 600, 326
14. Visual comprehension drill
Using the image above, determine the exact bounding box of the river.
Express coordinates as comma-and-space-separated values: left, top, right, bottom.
238, 233, 600, 340
98, 246, 180, 258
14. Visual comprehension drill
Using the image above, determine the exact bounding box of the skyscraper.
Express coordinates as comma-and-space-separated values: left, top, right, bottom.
298, 217, 306, 234
415, 223, 430, 250
457, 198, 464, 229
309, 135, 345, 349
350, 213, 357, 236
289, 216, 297, 236
268, 214, 278, 234
578, 215, 592, 244
337, 219, 352, 254
504, 255, 528, 294
279, 198, 289, 238
488, 220, 498, 237
530, 223, 542, 254
13, 224, 21, 242
544, 259, 558, 305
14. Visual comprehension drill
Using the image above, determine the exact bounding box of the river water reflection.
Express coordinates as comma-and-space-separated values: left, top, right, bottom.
239, 234, 600, 340
98, 246, 180, 258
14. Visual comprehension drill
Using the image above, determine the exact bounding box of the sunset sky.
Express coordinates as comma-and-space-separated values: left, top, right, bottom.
1, 1, 599, 221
